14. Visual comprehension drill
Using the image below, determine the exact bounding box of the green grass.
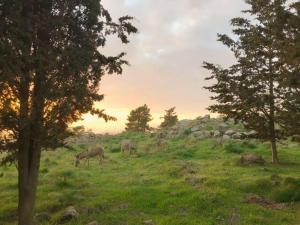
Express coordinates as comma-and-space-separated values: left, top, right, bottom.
0, 134, 300, 225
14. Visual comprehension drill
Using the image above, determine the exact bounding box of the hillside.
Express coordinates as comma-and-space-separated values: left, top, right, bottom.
1, 120, 300, 225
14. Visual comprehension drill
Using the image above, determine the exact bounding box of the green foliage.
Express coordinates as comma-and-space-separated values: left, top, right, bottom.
125, 104, 153, 132
160, 107, 178, 128
224, 141, 244, 154
183, 128, 192, 136
0, 0, 137, 158
203, 0, 300, 163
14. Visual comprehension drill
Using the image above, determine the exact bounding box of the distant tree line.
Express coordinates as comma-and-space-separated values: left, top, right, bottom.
125, 105, 178, 132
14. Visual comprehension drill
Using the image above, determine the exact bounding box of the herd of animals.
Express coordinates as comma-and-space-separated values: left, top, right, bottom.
74, 140, 136, 166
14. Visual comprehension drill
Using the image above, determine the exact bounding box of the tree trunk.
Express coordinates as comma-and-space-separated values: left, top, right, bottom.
270, 121, 279, 164
268, 57, 279, 164
18, 160, 40, 225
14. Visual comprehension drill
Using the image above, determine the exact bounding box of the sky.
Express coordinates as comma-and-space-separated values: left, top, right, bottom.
74, 0, 248, 134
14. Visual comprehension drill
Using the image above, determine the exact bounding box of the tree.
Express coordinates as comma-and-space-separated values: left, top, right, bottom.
276, 2, 300, 137
125, 104, 152, 132
0, 1, 137, 224
160, 107, 178, 128
203, 0, 297, 164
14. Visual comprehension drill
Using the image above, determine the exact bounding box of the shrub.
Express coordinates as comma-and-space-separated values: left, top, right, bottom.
183, 128, 192, 136
271, 186, 300, 203
224, 141, 244, 154
110, 145, 121, 153
241, 141, 257, 149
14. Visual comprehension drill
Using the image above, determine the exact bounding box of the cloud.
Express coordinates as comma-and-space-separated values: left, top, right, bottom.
83, 0, 248, 133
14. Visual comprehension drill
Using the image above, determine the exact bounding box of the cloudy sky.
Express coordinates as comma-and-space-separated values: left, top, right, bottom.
75, 0, 248, 133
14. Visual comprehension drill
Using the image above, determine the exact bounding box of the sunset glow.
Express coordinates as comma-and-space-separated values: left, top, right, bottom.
75, 0, 247, 133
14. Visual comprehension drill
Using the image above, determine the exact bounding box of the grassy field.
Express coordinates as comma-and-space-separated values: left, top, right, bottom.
1, 133, 300, 225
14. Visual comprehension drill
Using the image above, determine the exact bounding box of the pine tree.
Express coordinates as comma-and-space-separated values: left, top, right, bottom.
203, 0, 296, 164
277, 2, 300, 137
0, 1, 137, 224
160, 107, 178, 128
126, 104, 153, 132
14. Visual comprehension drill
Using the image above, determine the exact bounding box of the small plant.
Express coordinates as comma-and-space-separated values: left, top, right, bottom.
271, 186, 300, 203
241, 141, 257, 149
224, 141, 244, 154
110, 145, 121, 153
183, 128, 192, 136
56, 170, 75, 187
40, 168, 49, 174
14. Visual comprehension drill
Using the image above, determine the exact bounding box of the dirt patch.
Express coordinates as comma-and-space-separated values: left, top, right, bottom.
244, 194, 283, 210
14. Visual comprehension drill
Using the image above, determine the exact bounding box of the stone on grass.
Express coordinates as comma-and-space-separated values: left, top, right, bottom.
86, 221, 99, 225
222, 135, 231, 140
144, 219, 155, 225
58, 206, 79, 224
225, 130, 236, 136
237, 153, 265, 166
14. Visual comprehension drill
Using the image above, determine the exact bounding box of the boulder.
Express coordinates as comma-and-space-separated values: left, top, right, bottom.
218, 123, 228, 135
225, 130, 236, 136
191, 125, 202, 132
58, 206, 79, 224
191, 131, 203, 137
232, 133, 242, 139
222, 135, 231, 140
213, 131, 221, 137
237, 153, 265, 166
243, 130, 257, 137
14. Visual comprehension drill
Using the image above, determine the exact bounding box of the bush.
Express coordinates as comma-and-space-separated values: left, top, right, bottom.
271, 186, 300, 203
110, 145, 120, 153
224, 141, 244, 154
183, 128, 192, 136
241, 141, 257, 149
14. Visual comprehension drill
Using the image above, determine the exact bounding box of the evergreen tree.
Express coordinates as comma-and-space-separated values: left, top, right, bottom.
276, 2, 300, 136
0, 1, 137, 224
126, 104, 152, 132
203, 0, 297, 164
160, 107, 178, 128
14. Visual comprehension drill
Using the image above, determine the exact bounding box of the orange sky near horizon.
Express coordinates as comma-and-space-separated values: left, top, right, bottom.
73, 0, 247, 133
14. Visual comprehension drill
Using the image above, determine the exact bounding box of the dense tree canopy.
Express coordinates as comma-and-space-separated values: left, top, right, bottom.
203, 0, 300, 163
0, 0, 137, 224
125, 104, 153, 132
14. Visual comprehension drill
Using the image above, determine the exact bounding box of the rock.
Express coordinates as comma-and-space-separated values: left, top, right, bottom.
86, 221, 99, 225
213, 131, 221, 137
222, 135, 231, 140
144, 219, 155, 225
218, 123, 228, 135
191, 131, 204, 137
35, 212, 51, 222
58, 206, 79, 224
203, 131, 212, 137
177, 120, 192, 129
191, 125, 202, 132
225, 130, 236, 136
237, 153, 265, 166
243, 130, 257, 137
232, 133, 242, 139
